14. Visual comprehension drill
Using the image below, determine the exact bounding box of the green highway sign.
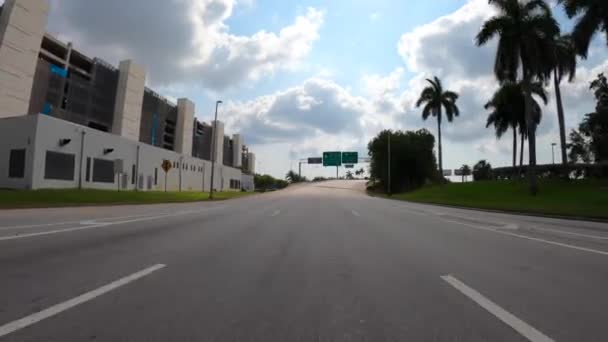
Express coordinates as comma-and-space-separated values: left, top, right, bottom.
342, 152, 358, 164
323, 151, 342, 166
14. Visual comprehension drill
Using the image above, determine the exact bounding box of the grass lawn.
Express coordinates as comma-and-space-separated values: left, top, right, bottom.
0, 189, 257, 209
387, 179, 608, 220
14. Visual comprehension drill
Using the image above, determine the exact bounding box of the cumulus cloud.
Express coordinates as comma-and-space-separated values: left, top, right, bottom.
222, 74, 406, 158
47, 0, 324, 90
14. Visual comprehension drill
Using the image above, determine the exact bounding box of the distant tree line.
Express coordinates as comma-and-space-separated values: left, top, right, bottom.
254, 174, 288, 191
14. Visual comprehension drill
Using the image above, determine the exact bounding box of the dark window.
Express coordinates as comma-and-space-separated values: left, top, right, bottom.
92, 158, 114, 183
131, 164, 136, 184
44, 151, 75, 180
85, 157, 91, 182
8, 149, 26, 178
154, 168, 158, 185
88, 122, 108, 132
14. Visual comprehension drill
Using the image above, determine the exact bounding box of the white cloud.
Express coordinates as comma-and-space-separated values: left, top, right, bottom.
47, 0, 324, 90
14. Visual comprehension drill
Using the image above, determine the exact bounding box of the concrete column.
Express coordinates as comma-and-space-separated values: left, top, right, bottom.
247, 152, 256, 174
212, 120, 224, 166
0, 0, 49, 118
112, 60, 145, 141
232, 134, 242, 168
175, 98, 194, 156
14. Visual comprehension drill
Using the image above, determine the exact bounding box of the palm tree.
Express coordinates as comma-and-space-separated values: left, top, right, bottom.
558, 0, 608, 58
476, 0, 559, 195
460, 164, 472, 182
485, 81, 548, 168
547, 34, 577, 165
416, 76, 460, 176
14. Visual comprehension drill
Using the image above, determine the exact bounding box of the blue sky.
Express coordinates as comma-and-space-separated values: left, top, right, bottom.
37, 0, 608, 178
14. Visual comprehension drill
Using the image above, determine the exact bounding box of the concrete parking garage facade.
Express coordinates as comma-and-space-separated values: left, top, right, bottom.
0, 0, 256, 191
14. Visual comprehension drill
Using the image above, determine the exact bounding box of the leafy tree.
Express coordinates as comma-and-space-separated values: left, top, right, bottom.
547, 34, 577, 165
416, 76, 460, 176
477, 0, 559, 195
558, 0, 608, 58
285, 170, 307, 183
345, 171, 355, 180
485, 81, 547, 167
368, 129, 438, 193
568, 73, 608, 164
473, 160, 493, 181
568, 129, 592, 163
459, 164, 472, 183
254, 174, 289, 191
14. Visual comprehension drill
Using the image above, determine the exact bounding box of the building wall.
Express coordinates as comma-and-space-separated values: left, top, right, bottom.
232, 134, 243, 168
211, 120, 224, 165
139, 89, 177, 150
175, 98, 194, 156
0, 0, 49, 118
112, 60, 145, 141
241, 173, 254, 192
0, 115, 38, 189
25, 114, 243, 191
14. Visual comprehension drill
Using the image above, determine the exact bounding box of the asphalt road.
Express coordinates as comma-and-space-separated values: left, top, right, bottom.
1, 180, 607, 341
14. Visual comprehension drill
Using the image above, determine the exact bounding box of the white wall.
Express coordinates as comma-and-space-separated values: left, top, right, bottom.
0, 115, 37, 189
29, 115, 244, 192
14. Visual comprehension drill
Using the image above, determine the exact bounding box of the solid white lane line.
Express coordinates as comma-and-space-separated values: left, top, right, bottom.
441, 275, 554, 342
0, 208, 222, 242
0, 264, 166, 338
528, 226, 608, 240
271, 210, 281, 217
439, 218, 608, 257
351, 210, 361, 217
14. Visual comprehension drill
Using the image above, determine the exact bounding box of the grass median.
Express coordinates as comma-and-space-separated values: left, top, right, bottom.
0, 189, 257, 209
385, 179, 608, 220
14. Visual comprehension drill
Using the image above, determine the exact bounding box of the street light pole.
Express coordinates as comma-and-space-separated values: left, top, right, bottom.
551, 143, 557, 165
388, 131, 392, 196
209, 100, 223, 199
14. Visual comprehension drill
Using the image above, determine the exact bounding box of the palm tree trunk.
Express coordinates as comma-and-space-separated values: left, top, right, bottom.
437, 112, 443, 178
523, 77, 538, 195
512, 127, 517, 167
553, 69, 568, 166
520, 132, 525, 168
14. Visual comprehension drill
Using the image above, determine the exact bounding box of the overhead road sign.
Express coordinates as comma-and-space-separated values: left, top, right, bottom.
308, 157, 323, 164
342, 152, 358, 164
442, 170, 453, 177
345, 164, 354, 169
323, 152, 342, 167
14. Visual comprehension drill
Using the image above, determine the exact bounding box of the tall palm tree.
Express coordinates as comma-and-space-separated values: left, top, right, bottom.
547, 34, 577, 165
476, 0, 559, 195
558, 0, 608, 58
416, 76, 460, 176
485, 81, 548, 168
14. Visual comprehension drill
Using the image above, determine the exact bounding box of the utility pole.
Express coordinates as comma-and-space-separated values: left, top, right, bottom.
336, 166, 339, 179
388, 132, 392, 196
299, 162, 302, 179
551, 143, 557, 165
209, 100, 222, 199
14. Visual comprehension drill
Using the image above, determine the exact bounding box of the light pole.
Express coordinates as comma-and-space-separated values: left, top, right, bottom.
551, 143, 557, 165
209, 100, 222, 199
387, 131, 392, 196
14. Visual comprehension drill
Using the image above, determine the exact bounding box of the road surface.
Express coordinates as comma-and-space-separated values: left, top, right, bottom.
1, 180, 607, 341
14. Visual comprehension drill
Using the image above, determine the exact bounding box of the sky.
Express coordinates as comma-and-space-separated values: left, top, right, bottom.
21, 0, 608, 178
